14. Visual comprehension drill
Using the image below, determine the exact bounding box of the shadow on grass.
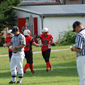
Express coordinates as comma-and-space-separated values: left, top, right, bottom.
24, 61, 78, 78
0, 61, 78, 79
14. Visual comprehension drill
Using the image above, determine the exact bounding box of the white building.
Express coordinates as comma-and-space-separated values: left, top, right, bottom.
14, 4, 85, 42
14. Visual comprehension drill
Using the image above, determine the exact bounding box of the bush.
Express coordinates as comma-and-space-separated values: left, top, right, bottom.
57, 30, 76, 45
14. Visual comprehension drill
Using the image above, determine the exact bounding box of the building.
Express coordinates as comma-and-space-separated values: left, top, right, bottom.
14, 4, 85, 42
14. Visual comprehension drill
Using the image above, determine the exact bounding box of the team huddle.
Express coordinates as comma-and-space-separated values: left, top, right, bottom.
3, 26, 55, 84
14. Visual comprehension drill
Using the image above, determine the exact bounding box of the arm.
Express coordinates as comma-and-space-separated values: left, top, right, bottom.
32, 42, 41, 47
11, 45, 25, 51
3, 42, 12, 47
50, 40, 55, 46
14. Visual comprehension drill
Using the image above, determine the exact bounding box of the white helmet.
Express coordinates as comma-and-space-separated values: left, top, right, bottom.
23, 29, 31, 36
8, 30, 12, 33
42, 28, 49, 32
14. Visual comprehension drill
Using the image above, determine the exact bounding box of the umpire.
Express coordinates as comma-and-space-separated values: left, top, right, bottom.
71, 21, 85, 85
8, 26, 26, 84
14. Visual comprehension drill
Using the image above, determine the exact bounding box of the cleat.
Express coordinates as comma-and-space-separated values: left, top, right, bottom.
24, 71, 26, 74
9, 81, 15, 84
46, 69, 48, 72
50, 67, 53, 71
17, 81, 21, 84
23, 71, 26, 76
31, 71, 34, 74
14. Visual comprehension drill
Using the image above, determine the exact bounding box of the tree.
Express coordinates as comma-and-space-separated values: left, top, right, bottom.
0, 0, 23, 31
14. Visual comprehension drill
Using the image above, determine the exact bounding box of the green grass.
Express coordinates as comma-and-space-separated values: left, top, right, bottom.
0, 45, 72, 55
0, 47, 8, 54
0, 46, 79, 85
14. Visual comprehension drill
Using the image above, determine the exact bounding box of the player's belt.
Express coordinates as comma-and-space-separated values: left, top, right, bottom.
14, 52, 17, 53
13, 52, 22, 53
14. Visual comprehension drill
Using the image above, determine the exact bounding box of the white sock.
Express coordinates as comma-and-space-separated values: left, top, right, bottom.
19, 78, 22, 83
12, 77, 16, 82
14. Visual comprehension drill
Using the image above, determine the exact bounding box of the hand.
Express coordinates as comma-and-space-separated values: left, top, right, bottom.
10, 47, 15, 51
71, 46, 75, 51
51, 43, 55, 46
3, 43, 7, 47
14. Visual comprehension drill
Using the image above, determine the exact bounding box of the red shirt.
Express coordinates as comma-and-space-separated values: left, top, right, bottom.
24, 36, 33, 51
39, 34, 53, 52
5, 37, 12, 52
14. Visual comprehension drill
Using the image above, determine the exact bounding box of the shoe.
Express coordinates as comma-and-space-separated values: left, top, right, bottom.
46, 69, 48, 72
24, 71, 26, 74
50, 67, 53, 71
31, 71, 34, 74
23, 71, 26, 76
9, 81, 15, 84
17, 81, 21, 84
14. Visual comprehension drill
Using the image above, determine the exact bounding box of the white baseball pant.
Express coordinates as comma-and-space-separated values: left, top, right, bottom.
77, 56, 85, 85
10, 52, 24, 76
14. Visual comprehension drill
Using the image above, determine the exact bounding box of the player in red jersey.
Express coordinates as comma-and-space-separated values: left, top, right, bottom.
37, 28, 55, 72
23, 29, 41, 74
3, 30, 13, 61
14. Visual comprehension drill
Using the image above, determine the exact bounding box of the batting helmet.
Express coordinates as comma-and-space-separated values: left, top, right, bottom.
11, 26, 19, 33
42, 28, 49, 32
23, 29, 31, 36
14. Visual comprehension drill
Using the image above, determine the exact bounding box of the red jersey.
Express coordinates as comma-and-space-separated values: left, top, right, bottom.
39, 34, 53, 52
5, 37, 12, 52
24, 36, 33, 51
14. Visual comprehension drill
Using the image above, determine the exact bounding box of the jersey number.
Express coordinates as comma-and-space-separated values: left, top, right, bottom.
44, 39, 48, 46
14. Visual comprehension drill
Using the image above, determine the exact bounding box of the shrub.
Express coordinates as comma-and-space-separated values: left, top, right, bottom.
57, 30, 76, 45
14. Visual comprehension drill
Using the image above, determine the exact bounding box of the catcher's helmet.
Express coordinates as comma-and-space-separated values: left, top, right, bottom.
12, 26, 19, 33
23, 29, 31, 36
42, 28, 49, 32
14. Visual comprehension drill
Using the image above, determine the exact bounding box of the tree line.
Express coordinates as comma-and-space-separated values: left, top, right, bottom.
0, 0, 22, 31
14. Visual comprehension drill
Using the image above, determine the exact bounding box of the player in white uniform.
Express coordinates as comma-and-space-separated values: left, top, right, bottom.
6, 26, 26, 84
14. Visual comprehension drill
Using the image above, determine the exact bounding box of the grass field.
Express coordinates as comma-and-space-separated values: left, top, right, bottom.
0, 45, 72, 54
0, 45, 79, 85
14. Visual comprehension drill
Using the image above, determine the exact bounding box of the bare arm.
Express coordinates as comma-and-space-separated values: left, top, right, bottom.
3, 43, 12, 47
50, 40, 55, 46
11, 45, 25, 51
32, 42, 41, 47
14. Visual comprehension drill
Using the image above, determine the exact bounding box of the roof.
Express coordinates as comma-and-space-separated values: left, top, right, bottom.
13, 4, 85, 17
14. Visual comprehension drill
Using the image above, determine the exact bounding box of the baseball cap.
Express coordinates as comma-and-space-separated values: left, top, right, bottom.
72, 21, 81, 32
11, 26, 19, 33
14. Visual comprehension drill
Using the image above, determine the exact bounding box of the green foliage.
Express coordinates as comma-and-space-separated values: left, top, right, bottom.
58, 30, 76, 45
0, 0, 23, 31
